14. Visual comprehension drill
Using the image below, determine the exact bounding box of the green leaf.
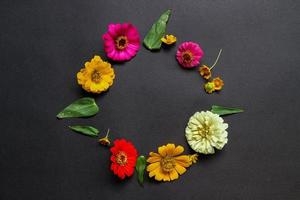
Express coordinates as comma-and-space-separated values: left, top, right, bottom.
68, 125, 99, 137
211, 105, 244, 116
57, 97, 99, 119
143, 9, 171, 50
135, 155, 147, 185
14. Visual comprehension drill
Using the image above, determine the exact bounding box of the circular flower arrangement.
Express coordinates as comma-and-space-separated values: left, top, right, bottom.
57, 9, 243, 185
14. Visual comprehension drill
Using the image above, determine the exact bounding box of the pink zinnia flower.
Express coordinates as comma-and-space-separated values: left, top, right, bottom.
176, 42, 204, 68
102, 23, 140, 62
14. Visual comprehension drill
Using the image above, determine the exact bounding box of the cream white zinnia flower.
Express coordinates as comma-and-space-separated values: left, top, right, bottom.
185, 111, 228, 154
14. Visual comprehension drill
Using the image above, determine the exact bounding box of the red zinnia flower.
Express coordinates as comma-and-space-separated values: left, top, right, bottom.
110, 139, 138, 179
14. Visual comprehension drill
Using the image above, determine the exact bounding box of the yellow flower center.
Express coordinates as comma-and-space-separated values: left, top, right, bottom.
198, 125, 209, 138
182, 51, 193, 63
115, 36, 128, 50
198, 123, 210, 138
91, 70, 101, 83
160, 156, 176, 172
116, 151, 128, 166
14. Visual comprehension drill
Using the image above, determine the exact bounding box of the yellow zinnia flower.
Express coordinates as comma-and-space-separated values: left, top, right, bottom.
161, 34, 177, 45
146, 144, 197, 182
77, 55, 115, 94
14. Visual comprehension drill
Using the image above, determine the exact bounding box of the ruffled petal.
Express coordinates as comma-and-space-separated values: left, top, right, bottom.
169, 170, 179, 180
175, 164, 187, 175
147, 156, 161, 163
166, 144, 175, 156
173, 145, 184, 156
158, 145, 167, 157
147, 162, 160, 171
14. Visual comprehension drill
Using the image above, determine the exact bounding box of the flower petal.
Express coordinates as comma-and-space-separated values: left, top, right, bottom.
175, 164, 187, 175
147, 156, 161, 163
173, 145, 184, 156
149, 152, 161, 157
154, 171, 164, 181
146, 162, 160, 172
169, 170, 179, 180
149, 167, 160, 178
158, 145, 167, 157
175, 155, 191, 163
162, 173, 171, 182
166, 144, 175, 156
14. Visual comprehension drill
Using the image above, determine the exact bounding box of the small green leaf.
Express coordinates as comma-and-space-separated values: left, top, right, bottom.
68, 125, 99, 137
143, 9, 171, 50
211, 105, 244, 116
57, 97, 99, 119
135, 155, 147, 185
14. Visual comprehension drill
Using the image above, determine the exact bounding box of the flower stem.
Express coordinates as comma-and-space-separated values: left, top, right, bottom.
106, 128, 110, 137
210, 49, 223, 70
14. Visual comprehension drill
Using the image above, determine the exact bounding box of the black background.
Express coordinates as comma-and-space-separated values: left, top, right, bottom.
1, 0, 299, 199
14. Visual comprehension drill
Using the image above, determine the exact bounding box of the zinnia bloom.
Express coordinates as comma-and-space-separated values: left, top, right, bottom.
199, 65, 212, 80
102, 23, 140, 61
176, 42, 204, 68
146, 144, 197, 182
213, 77, 224, 90
77, 56, 115, 94
185, 111, 228, 154
204, 81, 215, 94
110, 139, 138, 179
161, 34, 177, 45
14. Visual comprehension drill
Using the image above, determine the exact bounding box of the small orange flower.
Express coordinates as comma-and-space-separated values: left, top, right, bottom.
204, 82, 215, 94
212, 77, 224, 90
161, 34, 177, 45
199, 65, 212, 80
99, 129, 111, 146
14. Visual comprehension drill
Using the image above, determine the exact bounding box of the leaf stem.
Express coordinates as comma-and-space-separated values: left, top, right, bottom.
210, 49, 223, 70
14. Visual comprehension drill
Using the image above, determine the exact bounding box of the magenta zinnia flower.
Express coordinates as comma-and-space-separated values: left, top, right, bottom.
176, 42, 204, 68
102, 23, 140, 62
